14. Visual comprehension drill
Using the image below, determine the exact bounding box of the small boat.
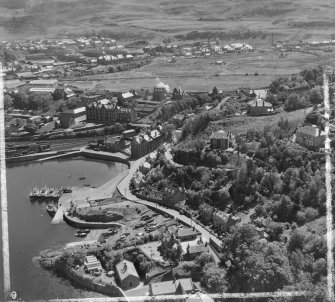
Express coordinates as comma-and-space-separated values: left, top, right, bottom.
62, 188, 72, 193
46, 204, 57, 216
10, 291, 17, 300
75, 232, 87, 238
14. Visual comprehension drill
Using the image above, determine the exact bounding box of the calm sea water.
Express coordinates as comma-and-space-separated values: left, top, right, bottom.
0, 157, 126, 300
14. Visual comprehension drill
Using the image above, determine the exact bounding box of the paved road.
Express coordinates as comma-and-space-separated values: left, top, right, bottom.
117, 152, 223, 247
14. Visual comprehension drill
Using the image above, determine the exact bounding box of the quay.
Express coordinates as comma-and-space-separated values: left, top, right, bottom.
52, 170, 129, 224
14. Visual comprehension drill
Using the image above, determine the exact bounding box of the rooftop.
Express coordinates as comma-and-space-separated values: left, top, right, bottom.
150, 278, 193, 296
297, 125, 324, 137
248, 99, 272, 107
115, 259, 139, 281
210, 130, 228, 139
177, 228, 200, 238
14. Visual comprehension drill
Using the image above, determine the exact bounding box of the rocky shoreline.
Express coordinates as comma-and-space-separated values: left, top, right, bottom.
34, 247, 126, 298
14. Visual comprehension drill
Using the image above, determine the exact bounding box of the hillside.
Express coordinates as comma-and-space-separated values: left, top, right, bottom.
0, 0, 335, 42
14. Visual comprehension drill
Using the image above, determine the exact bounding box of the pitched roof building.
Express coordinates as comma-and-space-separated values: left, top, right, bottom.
247, 99, 274, 116
177, 228, 201, 241
296, 125, 325, 148
150, 278, 194, 296
115, 259, 140, 289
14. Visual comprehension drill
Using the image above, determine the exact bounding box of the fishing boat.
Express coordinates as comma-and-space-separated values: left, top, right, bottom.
46, 204, 57, 216
29, 186, 62, 202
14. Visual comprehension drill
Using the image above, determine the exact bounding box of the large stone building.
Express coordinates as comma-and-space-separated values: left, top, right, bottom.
59, 107, 86, 128
131, 129, 163, 158
247, 99, 274, 116
152, 83, 168, 102
105, 135, 126, 152
86, 102, 136, 124
296, 125, 325, 148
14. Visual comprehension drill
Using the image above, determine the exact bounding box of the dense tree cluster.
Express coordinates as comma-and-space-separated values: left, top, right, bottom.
220, 224, 326, 296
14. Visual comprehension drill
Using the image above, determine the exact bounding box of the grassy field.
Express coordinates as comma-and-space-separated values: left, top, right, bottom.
211, 106, 314, 135
74, 49, 335, 92
1, 0, 335, 43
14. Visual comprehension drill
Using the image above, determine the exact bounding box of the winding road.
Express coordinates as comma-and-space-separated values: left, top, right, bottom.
117, 152, 223, 248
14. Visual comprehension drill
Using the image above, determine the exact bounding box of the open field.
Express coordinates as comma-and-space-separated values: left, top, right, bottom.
211, 106, 314, 135
74, 50, 335, 91
1, 0, 335, 43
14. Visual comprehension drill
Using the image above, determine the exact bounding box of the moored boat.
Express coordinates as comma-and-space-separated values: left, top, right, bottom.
46, 204, 57, 216
75, 232, 87, 238
29, 186, 62, 202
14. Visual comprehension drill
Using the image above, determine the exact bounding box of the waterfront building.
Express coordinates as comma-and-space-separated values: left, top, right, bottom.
105, 135, 126, 152
115, 260, 140, 289
59, 107, 86, 128
86, 102, 137, 124
131, 129, 163, 158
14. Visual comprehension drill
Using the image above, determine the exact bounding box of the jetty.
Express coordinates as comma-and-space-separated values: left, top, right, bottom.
52, 170, 129, 224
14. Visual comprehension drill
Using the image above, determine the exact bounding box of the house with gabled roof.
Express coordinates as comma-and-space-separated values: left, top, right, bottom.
115, 259, 140, 289
247, 99, 274, 116
296, 125, 325, 148
150, 278, 194, 297
177, 228, 201, 241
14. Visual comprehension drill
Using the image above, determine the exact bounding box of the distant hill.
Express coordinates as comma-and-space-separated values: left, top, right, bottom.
0, 0, 334, 42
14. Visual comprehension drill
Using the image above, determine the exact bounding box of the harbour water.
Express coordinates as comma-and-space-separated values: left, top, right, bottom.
0, 157, 126, 300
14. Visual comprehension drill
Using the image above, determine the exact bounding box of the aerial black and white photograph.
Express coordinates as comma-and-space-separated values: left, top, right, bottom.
0, 0, 334, 301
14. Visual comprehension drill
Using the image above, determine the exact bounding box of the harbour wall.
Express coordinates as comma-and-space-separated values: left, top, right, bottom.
6, 149, 130, 166
81, 150, 130, 166
63, 213, 123, 229
6, 151, 60, 164
55, 263, 127, 299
